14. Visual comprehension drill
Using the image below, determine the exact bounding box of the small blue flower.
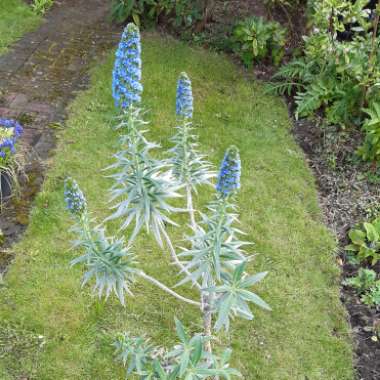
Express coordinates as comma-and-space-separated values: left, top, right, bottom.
64, 178, 87, 216
112, 23, 143, 110
176, 72, 193, 119
216, 146, 241, 197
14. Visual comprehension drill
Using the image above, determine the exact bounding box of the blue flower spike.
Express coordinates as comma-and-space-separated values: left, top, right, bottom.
176, 72, 193, 119
64, 178, 87, 217
216, 145, 241, 197
112, 23, 143, 110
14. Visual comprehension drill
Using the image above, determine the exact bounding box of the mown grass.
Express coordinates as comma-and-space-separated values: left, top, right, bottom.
0, 33, 354, 379
0, 0, 40, 55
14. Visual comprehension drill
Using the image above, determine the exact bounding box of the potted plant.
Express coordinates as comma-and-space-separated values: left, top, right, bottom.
0, 118, 23, 202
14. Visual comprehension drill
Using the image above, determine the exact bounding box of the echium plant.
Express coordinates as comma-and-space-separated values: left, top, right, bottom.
170, 72, 214, 228
65, 23, 270, 379
179, 146, 270, 346
109, 23, 183, 253
64, 177, 199, 307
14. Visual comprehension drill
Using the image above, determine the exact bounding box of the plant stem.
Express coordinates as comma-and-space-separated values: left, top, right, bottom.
202, 288, 214, 355
159, 223, 202, 290
138, 270, 201, 307
186, 185, 196, 230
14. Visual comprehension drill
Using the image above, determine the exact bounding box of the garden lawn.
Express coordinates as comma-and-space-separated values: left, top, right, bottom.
0, 33, 355, 379
0, 0, 40, 55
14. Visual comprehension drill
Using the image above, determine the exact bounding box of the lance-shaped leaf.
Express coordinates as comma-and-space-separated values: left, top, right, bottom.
114, 333, 154, 375
211, 262, 270, 331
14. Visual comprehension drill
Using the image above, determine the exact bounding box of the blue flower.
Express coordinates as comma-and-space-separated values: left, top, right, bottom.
176, 72, 193, 119
0, 118, 23, 162
64, 178, 87, 217
216, 146, 241, 197
112, 23, 143, 110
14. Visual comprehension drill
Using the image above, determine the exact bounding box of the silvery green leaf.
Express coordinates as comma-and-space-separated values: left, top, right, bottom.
213, 262, 270, 331
169, 120, 215, 191
178, 197, 248, 286
70, 225, 136, 306
107, 112, 184, 247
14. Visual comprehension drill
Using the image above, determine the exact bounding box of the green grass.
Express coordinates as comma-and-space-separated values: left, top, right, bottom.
0, 33, 354, 379
0, 0, 40, 55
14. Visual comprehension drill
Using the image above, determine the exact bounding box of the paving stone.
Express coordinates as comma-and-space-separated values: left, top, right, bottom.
9, 93, 28, 108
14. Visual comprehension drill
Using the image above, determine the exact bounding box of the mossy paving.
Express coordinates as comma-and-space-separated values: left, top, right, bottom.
0, 0, 120, 271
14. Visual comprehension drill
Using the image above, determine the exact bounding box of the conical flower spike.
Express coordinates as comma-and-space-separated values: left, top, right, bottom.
64, 177, 87, 217
176, 72, 193, 119
216, 146, 241, 197
112, 23, 143, 110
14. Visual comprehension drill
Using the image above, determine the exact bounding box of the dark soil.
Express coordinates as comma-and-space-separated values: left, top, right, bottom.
293, 115, 380, 380
0, 0, 120, 273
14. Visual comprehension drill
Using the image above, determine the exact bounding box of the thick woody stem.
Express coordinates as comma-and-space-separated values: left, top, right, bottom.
202, 290, 214, 355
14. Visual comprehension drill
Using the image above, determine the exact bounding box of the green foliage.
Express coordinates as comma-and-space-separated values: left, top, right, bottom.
114, 318, 241, 379
232, 17, 286, 67
343, 268, 377, 294
211, 263, 270, 331
31, 0, 53, 15
358, 102, 380, 162
346, 218, 380, 265
111, 0, 162, 26
344, 268, 380, 307
269, 0, 380, 143
110, 0, 202, 28
361, 282, 380, 306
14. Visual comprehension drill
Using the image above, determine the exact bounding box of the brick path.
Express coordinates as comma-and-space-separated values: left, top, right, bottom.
0, 0, 120, 269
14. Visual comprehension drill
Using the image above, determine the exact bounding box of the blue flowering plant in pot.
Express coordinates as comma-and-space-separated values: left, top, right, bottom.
64, 23, 270, 378
0, 118, 23, 203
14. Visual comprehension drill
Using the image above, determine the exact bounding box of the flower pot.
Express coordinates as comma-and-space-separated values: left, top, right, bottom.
0, 171, 12, 201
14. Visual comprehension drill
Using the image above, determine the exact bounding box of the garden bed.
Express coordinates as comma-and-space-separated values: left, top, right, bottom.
292, 115, 380, 379
0, 33, 354, 378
